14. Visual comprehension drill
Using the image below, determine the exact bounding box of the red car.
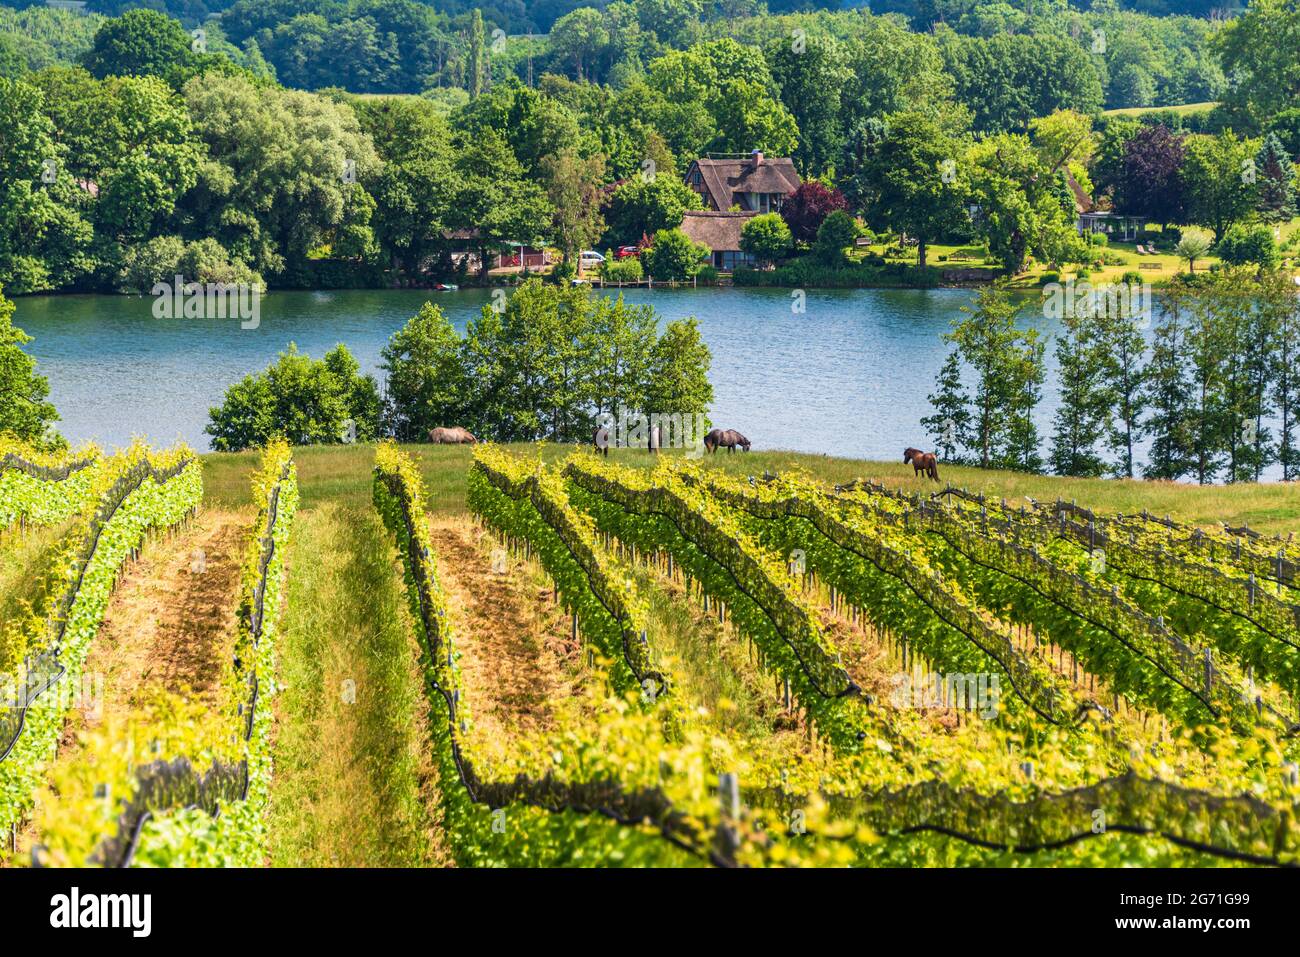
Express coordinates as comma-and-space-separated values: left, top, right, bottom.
616, 245, 640, 259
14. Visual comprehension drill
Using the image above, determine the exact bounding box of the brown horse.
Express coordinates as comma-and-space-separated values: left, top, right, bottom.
704, 428, 751, 453
429, 426, 476, 444
904, 447, 939, 481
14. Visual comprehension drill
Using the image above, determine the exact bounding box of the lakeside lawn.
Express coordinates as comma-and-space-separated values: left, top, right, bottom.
202, 442, 1300, 536
856, 215, 1300, 289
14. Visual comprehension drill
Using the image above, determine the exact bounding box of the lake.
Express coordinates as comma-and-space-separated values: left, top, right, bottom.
15, 285, 1070, 460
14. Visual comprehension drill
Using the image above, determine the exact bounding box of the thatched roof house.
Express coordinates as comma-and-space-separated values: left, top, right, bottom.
679, 210, 759, 270
685, 151, 801, 213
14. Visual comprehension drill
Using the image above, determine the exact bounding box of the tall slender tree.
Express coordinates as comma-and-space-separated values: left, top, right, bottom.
1269, 272, 1300, 481
922, 352, 973, 463
1049, 312, 1112, 477
1097, 310, 1147, 479
939, 283, 1043, 471
1143, 285, 1195, 481
466, 9, 488, 98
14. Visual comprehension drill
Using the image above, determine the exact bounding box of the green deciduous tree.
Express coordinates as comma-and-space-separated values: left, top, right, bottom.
1175, 228, 1213, 274
604, 173, 702, 247
1216, 223, 1280, 271
854, 110, 966, 268
709, 79, 799, 158
355, 97, 457, 275
811, 209, 857, 266
932, 283, 1044, 471
765, 32, 848, 176
206, 343, 380, 451
380, 301, 467, 441
1181, 132, 1260, 241
644, 316, 713, 418
455, 278, 711, 443
0, 285, 60, 445
451, 128, 552, 276
643, 227, 707, 280
82, 9, 198, 82
739, 212, 791, 267
541, 148, 607, 265
1214, 0, 1300, 129
183, 73, 380, 277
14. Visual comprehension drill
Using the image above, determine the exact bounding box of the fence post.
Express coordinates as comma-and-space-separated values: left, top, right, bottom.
716, 772, 740, 864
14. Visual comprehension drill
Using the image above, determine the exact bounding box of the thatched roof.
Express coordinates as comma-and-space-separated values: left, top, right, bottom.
687, 154, 801, 211
1065, 168, 1093, 214
679, 211, 758, 252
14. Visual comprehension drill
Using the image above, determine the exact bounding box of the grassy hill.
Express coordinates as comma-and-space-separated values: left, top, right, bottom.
1102, 101, 1218, 117
201, 443, 1300, 536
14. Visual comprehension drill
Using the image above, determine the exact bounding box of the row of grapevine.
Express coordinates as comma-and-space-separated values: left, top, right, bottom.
390, 449, 1300, 867
927, 487, 1300, 670
701, 472, 1096, 727
0, 442, 202, 834
0, 439, 101, 531
467, 446, 666, 697
1029, 493, 1300, 593
652, 469, 1300, 865
33, 441, 299, 867
746, 769, 1300, 866
862, 484, 1300, 722
560, 455, 876, 751
881, 498, 1271, 731
375, 443, 726, 867
487, 452, 1300, 866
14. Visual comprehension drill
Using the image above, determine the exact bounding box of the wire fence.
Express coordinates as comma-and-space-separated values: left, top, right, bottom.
376, 464, 728, 867
0, 457, 195, 766
748, 769, 1300, 867
87, 460, 294, 869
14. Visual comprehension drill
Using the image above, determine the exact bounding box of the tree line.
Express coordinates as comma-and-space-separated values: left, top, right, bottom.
0, 1, 1297, 294
204, 278, 714, 450
0, 0, 1229, 114
925, 269, 1300, 484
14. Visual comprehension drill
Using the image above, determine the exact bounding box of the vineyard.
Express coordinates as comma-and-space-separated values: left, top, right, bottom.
2, 438, 1298, 868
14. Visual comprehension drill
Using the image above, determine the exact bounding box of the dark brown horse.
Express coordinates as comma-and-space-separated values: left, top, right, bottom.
904, 447, 939, 481
705, 428, 751, 453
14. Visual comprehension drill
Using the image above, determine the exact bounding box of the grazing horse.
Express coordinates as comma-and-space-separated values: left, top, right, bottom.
592, 426, 610, 456
704, 428, 751, 454
903, 447, 939, 481
429, 426, 476, 444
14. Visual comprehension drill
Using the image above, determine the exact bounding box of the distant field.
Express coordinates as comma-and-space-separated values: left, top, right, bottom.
1102, 101, 1217, 117
202, 442, 1300, 535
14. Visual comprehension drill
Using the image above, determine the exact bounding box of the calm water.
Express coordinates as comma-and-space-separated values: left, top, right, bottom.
15, 286, 1066, 457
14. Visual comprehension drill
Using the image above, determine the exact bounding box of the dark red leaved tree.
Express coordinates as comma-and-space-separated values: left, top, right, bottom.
780, 182, 849, 244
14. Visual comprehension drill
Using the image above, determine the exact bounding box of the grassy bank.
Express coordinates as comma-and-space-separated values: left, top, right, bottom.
204, 443, 1300, 536
268, 503, 447, 867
